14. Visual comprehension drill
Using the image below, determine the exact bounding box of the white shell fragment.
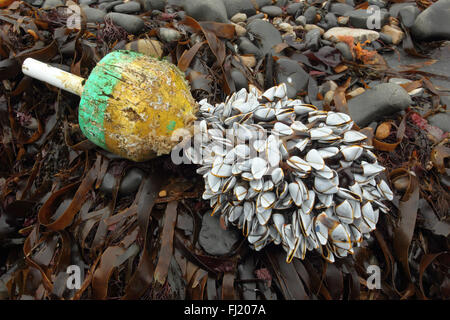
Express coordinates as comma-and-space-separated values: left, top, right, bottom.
191, 83, 392, 263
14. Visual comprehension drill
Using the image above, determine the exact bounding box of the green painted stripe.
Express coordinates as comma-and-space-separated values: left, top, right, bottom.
78, 50, 143, 150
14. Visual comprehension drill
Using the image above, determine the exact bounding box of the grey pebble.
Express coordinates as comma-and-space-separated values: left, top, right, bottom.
42, 0, 64, 9
398, 5, 420, 28
346, 9, 389, 30
276, 57, 309, 98
105, 12, 145, 34
82, 6, 106, 23
303, 6, 317, 24
336, 42, 353, 60
329, 3, 354, 16
114, 1, 141, 13
411, 0, 450, 41
222, 0, 271, 19
158, 27, 182, 42
246, 19, 282, 57
261, 5, 283, 17
100, 167, 145, 196
286, 2, 304, 16
428, 112, 450, 132
231, 68, 248, 91
184, 0, 228, 23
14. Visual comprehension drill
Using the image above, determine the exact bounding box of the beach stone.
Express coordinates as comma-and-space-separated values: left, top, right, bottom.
389, 3, 416, 18
99, 0, 122, 11
142, 0, 165, 11
346, 9, 389, 29
42, 0, 63, 9
238, 256, 257, 300
114, 1, 141, 13
411, 0, 450, 41
427, 113, 450, 132
198, 211, 240, 256
337, 15, 349, 25
324, 12, 338, 29
231, 13, 247, 23
295, 15, 306, 26
276, 57, 309, 98
379, 32, 392, 44
81, 6, 106, 23
336, 42, 353, 60
158, 27, 181, 42
238, 37, 261, 56
381, 25, 404, 45
100, 168, 145, 196
324, 27, 379, 43
261, 5, 283, 17
330, 3, 354, 16
368, 0, 387, 8
246, 19, 282, 56
304, 28, 321, 51
234, 24, 247, 37
347, 83, 412, 127
286, 2, 304, 16
184, 0, 228, 23
303, 6, 317, 24
304, 24, 324, 34
398, 5, 420, 28
79, 0, 96, 5
223, 0, 272, 19
106, 12, 144, 33
231, 68, 248, 90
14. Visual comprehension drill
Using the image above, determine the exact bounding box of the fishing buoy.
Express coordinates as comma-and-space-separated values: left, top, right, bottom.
22, 50, 197, 162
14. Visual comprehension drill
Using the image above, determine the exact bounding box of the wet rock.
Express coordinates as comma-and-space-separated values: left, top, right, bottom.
304, 28, 321, 51
42, 0, 63, 9
286, 2, 304, 16
106, 12, 145, 33
158, 27, 181, 42
428, 113, 450, 132
142, 0, 165, 11
223, 0, 271, 19
261, 5, 283, 17
198, 211, 240, 256
330, 3, 354, 16
100, 167, 145, 196
231, 13, 247, 23
231, 68, 248, 91
276, 57, 309, 98
246, 19, 282, 56
295, 15, 306, 26
396, 8, 417, 28
324, 27, 379, 43
368, 0, 387, 8
348, 83, 412, 127
184, 0, 228, 23
303, 6, 317, 24
114, 1, 141, 13
381, 25, 404, 45
99, 0, 122, 11
346, 9, 389, 29
79, 0, 96, 5
411, 0, 450, 41
238, 37, 261, 56
81, 6, 106, 23
275, 0, 288, 7
336, 42, 353, 60
324, 12, 338, 29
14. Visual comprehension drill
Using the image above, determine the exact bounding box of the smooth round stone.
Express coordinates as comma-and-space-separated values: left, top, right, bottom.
276, 57, 309, 98
411, 0, 450, 41
398, 5, 420, 28
142, 0, 165, 11
100, 167, 145, 196
231, 68, 248, 91
184, 0, 228, 23
198, 211, 240, 256
329, 3, 354, 16
379, 32, 392, 44
114, 1, 141, 13
336, 42, 353, 60
42, 0, 63, 9
295, 15, 306, 26
231, 12, 247, 23
261, 5, 283, 17
158, 27, 181, 42
99, 0, 123, 11
324, 27, 380, 43
238, 37, 261, 56
79, 0, 96, 5
106, 12, 145, 33
247, 13, 265, 23
303, 6, 317, 24
222, 0, 271, 19
81, 6, 106, 23
304, 28, 321, 51
324, 12, 338, 29
286, 2, 304, 16
428, 112, 450, 132
346, 9, 389, 29
246, 19, 282, 56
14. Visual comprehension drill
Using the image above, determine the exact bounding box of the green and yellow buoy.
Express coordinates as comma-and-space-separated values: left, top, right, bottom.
22, 50, 197, 162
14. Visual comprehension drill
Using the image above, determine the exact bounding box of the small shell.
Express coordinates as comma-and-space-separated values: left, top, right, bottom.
251, 157, 269, 180
306, 149, 325, 171
326, 112, 351, 126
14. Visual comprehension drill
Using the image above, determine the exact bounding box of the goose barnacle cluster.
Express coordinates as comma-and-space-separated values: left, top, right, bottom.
187, 83, 393, 263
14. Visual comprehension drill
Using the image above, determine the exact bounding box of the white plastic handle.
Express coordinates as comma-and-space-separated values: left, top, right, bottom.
22, 58, 85, 96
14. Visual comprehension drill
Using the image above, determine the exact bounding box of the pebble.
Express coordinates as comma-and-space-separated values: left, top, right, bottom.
114, 1, 141, 13
303, 6, 317, 24
124, 39, 163, 58
427, 112, 450, 132
198, 211, 240, 256
237, 256, 257, 300
234, 24, 247, 37
381, 25, 404, 45
237, 54, 256, 68
398, 5, 420, 28
389, 3, 415, 18
347, 83, 412, 127
347, 87, 365, 97
106, 12, 144, 33
184, 0, 228, 23
324, 12, 338, 29
278, 22, 294, 33
222, 0, 271, 19
142, 0, 165, 11
246, 19, 282, 57
79, 0, 96, 5
388, 78, 423, 96
238, 37, 261, 56
295, 15, 306, 26
99, 0, 122, 12
286, 2, 304, 16
411, 0, 450, 41
100, 167, 145, 196
276, 57, 309, 98
336, 42, 353, 60
337, 16, 349, 25
231, 13, 247, 23
379, 32, 392, 44
304, 28, 321, 51
231, 68, 248, 90
42, 0, 63, 9
81, 6, 106, 23
158, 27, 181, 42
329, 3, 354, 16
324, 27, 380, 43
346, 9, 389, 30
261, 5, 283, 17
304, 24, 325, 35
